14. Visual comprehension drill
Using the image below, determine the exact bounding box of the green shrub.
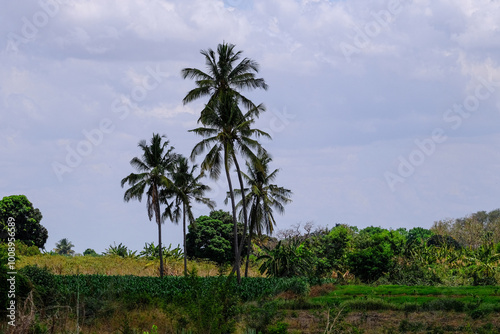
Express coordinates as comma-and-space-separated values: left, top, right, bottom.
399, 319, 424, 332
244, 300, 280, 333
387, 262, 442, 286
422, 299, 465, 312
83, 248, 99, 256
469, 304, 500, 319
173, 270, 238, 334
285, 277, 310, 297
18, 265, 58, 306
267, 321, 289, 334
402, 302, 420, 313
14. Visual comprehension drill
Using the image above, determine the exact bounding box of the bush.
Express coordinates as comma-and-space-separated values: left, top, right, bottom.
83, 248, 98, 256
422, 299, 465, 312
243, 300, 280, 333
173, 270, 238, 334
284, 277, 310, 297
19, 265, 58, 306
267, 321, 289, 334
386, 262, 442, 285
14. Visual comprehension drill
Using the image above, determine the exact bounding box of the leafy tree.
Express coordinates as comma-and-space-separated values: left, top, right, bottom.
427, 234, 462, 249
307, 224, 355, 278
0, 195, 48, 248
407, 227, 433, 245
83, 248, 98, 256
431, 208, 500, 248
183, 42, 268, 282
164, 156, 215, 275
347, 227, 405, 283
121, 133, 177, 277
232, 151, 292, 277
186, 210, 246, 265
54, 238, 75, 255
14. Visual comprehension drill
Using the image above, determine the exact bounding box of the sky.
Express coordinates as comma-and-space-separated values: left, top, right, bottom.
1, 0, 500, 254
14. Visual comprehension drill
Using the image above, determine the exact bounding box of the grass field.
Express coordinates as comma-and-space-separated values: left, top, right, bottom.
17, 253, 263, 277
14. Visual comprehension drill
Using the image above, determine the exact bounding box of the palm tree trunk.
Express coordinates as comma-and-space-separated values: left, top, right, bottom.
225, 149, 241, 283
183, 202, 187, 276
153, 184, 164, 278
232, 152, 250, 268
245, 227, 254, 277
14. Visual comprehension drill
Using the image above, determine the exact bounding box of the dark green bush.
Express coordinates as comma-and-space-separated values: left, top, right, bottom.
422, 299, 465, 312
399, 319, 425, 332
267, 321, 289, 334
387, 262, 442, 286
173, 271, 238, 334
18, 265, 58, 306
284, 277, 310, 296
243, 300, 280, 333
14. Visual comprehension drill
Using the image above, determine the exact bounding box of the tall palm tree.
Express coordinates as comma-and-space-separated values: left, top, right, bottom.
164, 156, 215, 275
181, 42, 268, 116
120, 133, 177, 277
54, 238, 75, 255
190, 94, 269, 282
231, 151, 292, 277
182, 42, 268, 282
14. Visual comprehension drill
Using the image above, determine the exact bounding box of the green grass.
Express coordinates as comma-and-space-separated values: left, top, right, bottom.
310, 285, 500, 307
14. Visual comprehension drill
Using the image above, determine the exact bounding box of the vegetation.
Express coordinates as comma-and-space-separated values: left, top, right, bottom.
0, 195, 48, 248
1, 42, 500, 333
1, 264, 499, 333
182, 42, 269, 282
185, 210, 245, 265
120, 134, 178, 277
165, 155, 215, 275
231, 151, 293, 277
53, 238, 75, 255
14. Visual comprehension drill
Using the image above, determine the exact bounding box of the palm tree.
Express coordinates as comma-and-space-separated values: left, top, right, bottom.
164, 156, 215, 275
190, 95, 269, 282
54, 238, 75, 255
182, 42, 269, 282
231, 151, 292, 277
120, 133, 177, 277
181, 42, 268, 116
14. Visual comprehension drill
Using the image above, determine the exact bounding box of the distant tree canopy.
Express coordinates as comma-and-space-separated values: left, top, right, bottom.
431, 208, 500, 249
0, 195, 48, 248
83, 248, 98, 256
186, 210, 247, 265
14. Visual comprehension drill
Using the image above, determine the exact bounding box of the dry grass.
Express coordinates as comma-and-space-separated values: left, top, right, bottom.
17, 254, 263, 277
309, 283, 336, 297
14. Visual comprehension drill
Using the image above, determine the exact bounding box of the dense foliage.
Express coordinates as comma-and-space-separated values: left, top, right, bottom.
186, 210, 247, 265
255, 210, 500, 286
0, 195, 48, 248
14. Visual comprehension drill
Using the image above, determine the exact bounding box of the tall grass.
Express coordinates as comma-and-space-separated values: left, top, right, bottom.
18, 254, 263, 277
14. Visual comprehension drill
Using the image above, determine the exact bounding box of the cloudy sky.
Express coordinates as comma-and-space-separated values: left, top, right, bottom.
1, 0, 500, 253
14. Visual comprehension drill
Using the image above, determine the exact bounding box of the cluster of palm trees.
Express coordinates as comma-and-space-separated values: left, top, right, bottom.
121, 42, 292, 282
